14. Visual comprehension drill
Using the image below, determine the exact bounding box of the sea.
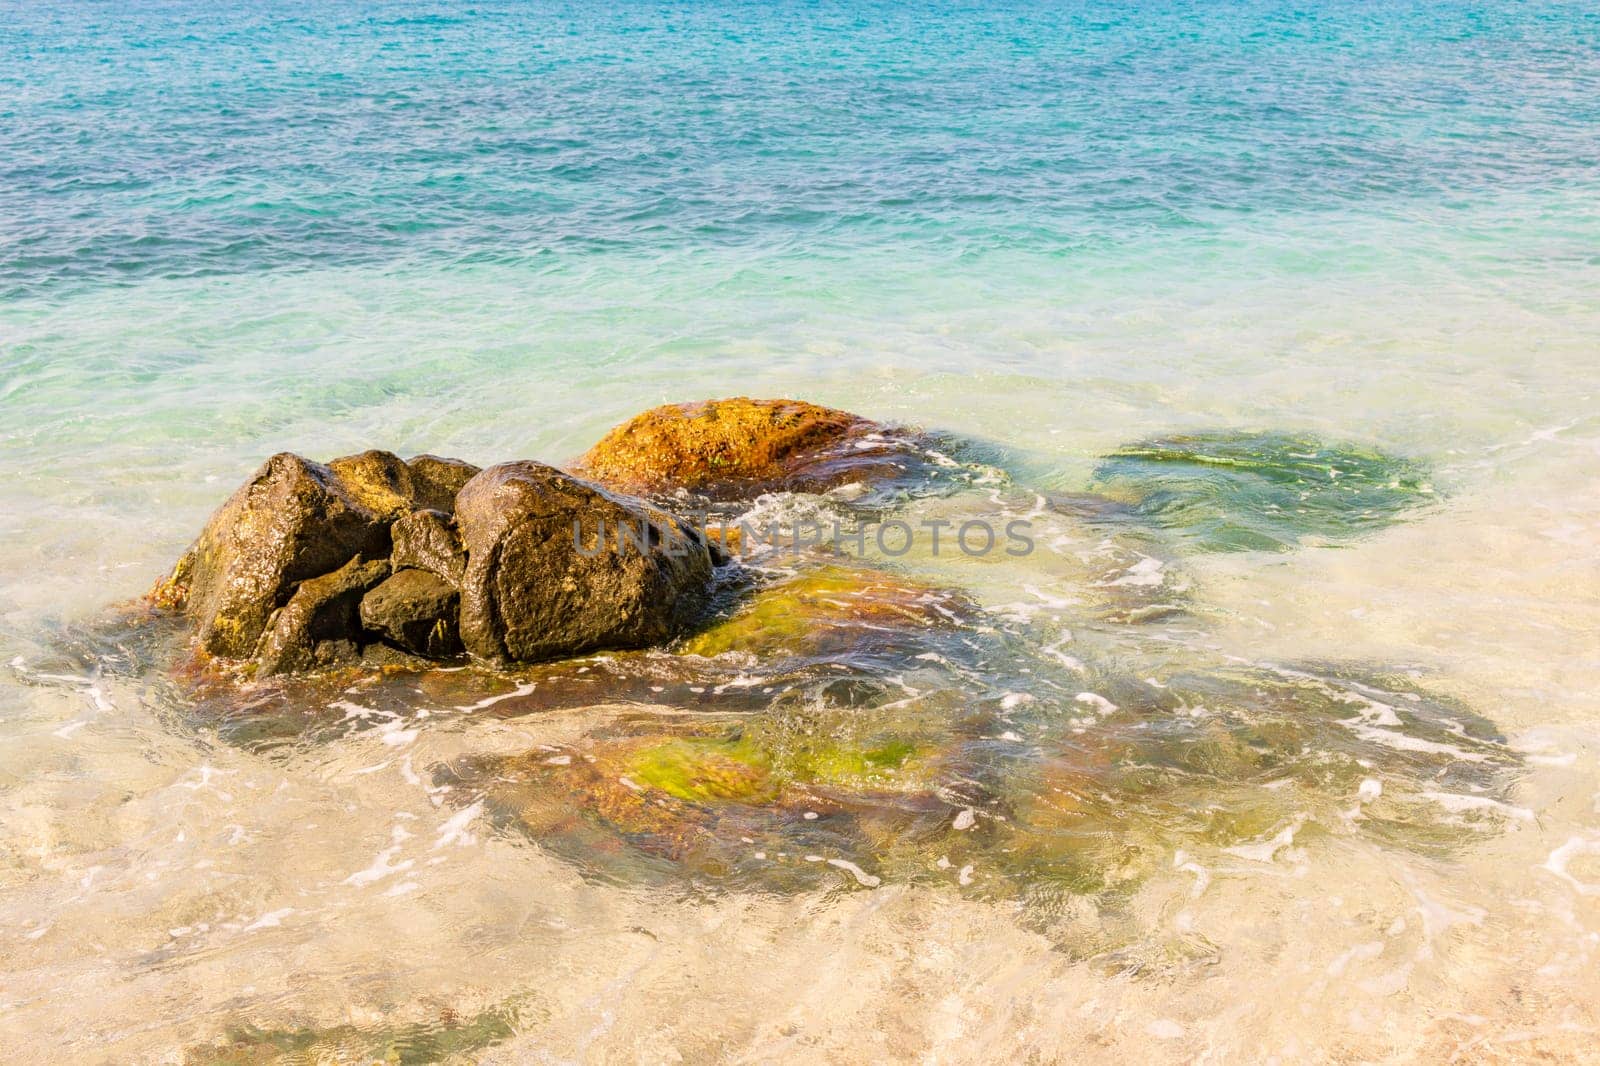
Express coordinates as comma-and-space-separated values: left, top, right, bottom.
2, 1, 1599, 1061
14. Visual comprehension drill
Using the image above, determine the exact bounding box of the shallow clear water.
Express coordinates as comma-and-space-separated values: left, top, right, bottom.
3, 1, 1600, 1062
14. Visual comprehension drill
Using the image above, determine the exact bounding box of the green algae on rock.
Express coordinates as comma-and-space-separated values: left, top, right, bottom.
1090, 431, 1436, 552
447, 652, 1520, 914
453, 711, 974, 892
679, 565, 972, 662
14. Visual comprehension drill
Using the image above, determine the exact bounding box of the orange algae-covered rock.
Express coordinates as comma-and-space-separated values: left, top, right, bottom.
577, 397, 908, 499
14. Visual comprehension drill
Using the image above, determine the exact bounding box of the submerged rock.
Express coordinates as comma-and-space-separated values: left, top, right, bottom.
1090, 430, 1436, 552
992, 660, 1521, 913
680, 564, 971, 663
576, 396, 931, 500
455, 713, 973, 891
441, 649, 1519, 915
454, 460, 716, 665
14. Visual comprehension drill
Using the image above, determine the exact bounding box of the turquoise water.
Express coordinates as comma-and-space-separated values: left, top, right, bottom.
4, 1, 1599, 296
4, 2, 1600, 1062
4, 0, 1598, 568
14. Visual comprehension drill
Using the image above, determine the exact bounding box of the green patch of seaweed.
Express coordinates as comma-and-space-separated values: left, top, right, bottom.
679, 565, 970, 662
1091, 430, 1437, 552
449, 706, 979, 895
622, 735, 779, 804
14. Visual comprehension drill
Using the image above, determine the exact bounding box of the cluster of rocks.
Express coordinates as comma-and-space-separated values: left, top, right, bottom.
151, 397, 1438, 681
152, 398, 918, 677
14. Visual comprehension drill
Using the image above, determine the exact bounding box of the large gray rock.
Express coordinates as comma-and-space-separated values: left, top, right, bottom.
454, 461, 715, 664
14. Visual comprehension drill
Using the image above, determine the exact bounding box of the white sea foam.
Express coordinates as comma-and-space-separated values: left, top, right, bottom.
1420, 791, 1535, 822
432, 802, 484, 851
1542, 836, 1600, 897
453, 682, 537, 713
1224, 817, 1306, 864
826, 859, 881, 888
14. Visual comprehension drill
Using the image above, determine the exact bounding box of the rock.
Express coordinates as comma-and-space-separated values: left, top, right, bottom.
319, 450, 426, 520
151, 449, 477, 668
359, 569, 462, 658
155, 452, 404, 659
153, 449, 715, 675
1090, 431, 1436, 552
577, 396, 921, 499
322, 450, 480, 520
453, 460, 716, 664
358, 642, 437, 670
253, 556, 390, 675
454, 717, 962, 891
459, 654, 1518, 901
390, 508, 467, 585
988, 660, 1521, 912
404, 453, 481, 511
